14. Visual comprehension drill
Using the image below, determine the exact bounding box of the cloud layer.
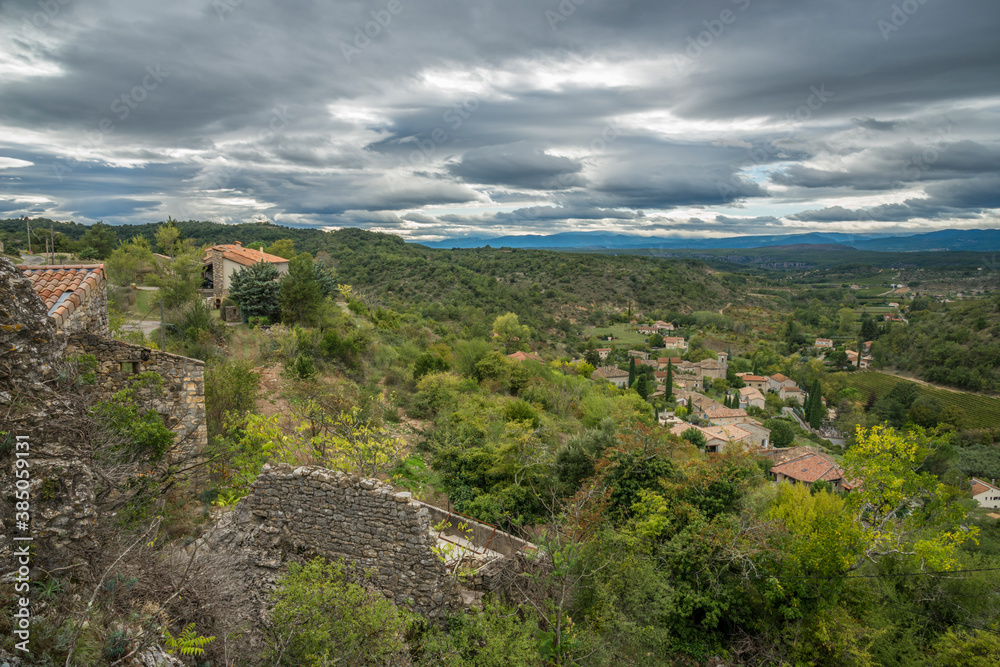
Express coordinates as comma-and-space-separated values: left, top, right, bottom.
1, 0, 998, 241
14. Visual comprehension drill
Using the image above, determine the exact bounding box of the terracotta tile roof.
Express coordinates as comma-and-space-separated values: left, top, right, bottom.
593, 365, 629, 379
204, 244, 290, 267
704, 407, 748, 419
771, 453, 845, 485
18, 264, 105, 329
742, 375, 767, 382
507, 351, 543, 362
972, 478, 999, 496
771, 373, 789, 382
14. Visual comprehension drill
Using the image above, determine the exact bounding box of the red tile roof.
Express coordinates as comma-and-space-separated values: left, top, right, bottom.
742, 375, 767, 382
972, 478, 999, 496
771, 452, 849, 486
704, 407, 748, 419
507, 351, 543, 362
204, 244, 290, 267
18, 264, 106, 329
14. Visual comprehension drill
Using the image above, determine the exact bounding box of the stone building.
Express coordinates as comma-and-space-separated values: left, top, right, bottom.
16, 262, 207, 468
17, 264, 110, 335
203, 243, 289, 307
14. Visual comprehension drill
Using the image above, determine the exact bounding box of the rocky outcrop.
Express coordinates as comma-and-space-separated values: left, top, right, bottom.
0, 257, 65, 393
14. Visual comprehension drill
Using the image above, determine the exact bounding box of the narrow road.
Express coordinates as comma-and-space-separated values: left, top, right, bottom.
873, 369, 997, 399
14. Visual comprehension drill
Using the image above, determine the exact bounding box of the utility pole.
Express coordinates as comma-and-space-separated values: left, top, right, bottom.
160, 298, 165, 350
26, 218, 30, 255
50, 220, 54, 263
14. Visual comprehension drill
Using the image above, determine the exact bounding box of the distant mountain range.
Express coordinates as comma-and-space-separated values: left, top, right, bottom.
417, 228, 1000, 252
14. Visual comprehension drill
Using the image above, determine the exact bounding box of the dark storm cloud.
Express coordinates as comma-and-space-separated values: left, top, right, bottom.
0, 0, 998, 235
447, 144, 584, 189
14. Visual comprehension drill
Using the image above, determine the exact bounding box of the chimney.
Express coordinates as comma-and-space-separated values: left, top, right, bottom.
234, 241, 242, 246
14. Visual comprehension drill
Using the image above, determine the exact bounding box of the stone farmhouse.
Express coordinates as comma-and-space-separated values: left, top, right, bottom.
16, 263, 207, 470
592, 365, 630, 388
662, 336, 687, 350
203, 242, 289, 308
761, 447, 856, 492
972, 478, 1000, 509
739, 386, 766, 409
671, 352, 728, 390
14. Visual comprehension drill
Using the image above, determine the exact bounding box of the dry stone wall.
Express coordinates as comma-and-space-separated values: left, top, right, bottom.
243, 463, 463, 617
64, 333, 207, 465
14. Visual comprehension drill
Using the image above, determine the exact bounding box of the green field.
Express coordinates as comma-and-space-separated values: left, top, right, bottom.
836, 371, 1000, 430
583, 323, 652, 347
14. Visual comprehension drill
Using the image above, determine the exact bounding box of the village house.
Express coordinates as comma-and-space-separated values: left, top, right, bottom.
740, 374, 769, 391
814, 338, 833, 348
761, 447, 855, 492
657, 356, 683, 369
767, 373, 797, 393
636, 326, 659, 335
507, 351, 543, 363
627, 350, 649, 360
972, 478, 1000, 509
734, 419, 771, 449
670, 423, 753, 454
662, 336, 688, 350
669, 353, 728, 391
846, 350, 872, 370
702, 406, 750, 425
738, 386, 766, 410
592, 365, 630, 388
595, 347, 612, 360
203, 242, 290, 308
654, 320, 674, 332
779, 385, 806, 403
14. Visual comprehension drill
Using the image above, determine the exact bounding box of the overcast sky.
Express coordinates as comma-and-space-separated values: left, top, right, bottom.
1, 0, 999, 242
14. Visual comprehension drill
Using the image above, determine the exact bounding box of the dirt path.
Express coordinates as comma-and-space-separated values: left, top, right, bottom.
719, 302, 731, 314
876, 369, 998, 399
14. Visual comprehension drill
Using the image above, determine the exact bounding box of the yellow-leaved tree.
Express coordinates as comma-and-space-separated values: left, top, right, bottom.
842, 424, 976, 571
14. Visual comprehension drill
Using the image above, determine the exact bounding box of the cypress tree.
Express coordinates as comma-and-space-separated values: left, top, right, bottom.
628, 357, 636, 388
664, 360, 674, 402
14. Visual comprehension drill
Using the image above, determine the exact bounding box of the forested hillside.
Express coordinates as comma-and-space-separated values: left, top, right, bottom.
2, 218, 737, 327
873, 296, 1000, 392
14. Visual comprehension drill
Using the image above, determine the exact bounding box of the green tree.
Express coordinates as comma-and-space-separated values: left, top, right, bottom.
492, 312, 531, 353
155, 218, 181, 259
764, 418, 796, 447
280, 253, 325, 325
648, 332, 664, 347
228, 260, 281, 322
843, 425, 977, 570
146, 241, 203, 309
105, 236, 155, 286
266, 557, 410, 666
79, 221, 116, 259
664, 360, 673, 402
264, 238, 295, 259
627, 357, 636, 388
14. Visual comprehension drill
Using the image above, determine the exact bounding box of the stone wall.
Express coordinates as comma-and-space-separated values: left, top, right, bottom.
242, 463, 463, 618
65, 333, 207, 465
62, 270, 110, 336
